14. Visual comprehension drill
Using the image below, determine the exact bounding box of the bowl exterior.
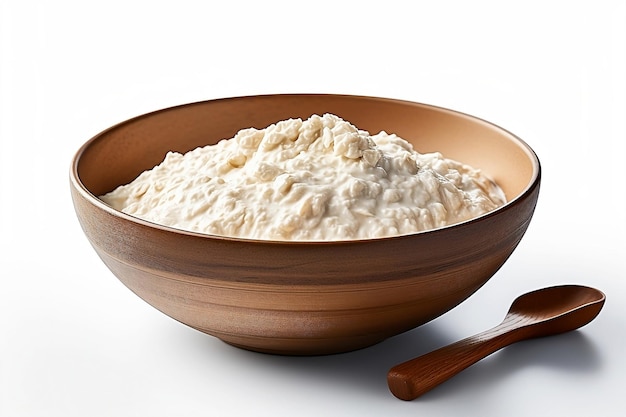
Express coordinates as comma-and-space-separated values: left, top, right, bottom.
70, 182, 539, 355
70, 94, 540, 355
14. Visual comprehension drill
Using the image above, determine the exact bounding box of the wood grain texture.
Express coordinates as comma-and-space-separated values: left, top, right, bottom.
70, 94, 541, 355
387, 285, 605, 400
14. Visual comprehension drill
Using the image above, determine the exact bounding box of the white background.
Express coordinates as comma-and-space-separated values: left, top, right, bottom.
1, 1, 625, 416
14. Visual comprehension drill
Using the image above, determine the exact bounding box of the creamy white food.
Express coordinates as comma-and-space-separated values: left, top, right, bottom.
100, 114, 505, 240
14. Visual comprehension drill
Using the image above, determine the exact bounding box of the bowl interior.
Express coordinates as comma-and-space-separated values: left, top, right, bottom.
75, 94, 537, 203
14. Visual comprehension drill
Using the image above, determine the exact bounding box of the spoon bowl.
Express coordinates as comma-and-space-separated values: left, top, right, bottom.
505, 285, 606, 338
387, 285, 606, 400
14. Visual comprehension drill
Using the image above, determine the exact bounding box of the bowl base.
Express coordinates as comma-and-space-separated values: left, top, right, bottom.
197, 327, 388, 356
221, 339, 386, 356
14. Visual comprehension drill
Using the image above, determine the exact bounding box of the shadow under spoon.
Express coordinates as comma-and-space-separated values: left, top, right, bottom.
387, 284, 606, 401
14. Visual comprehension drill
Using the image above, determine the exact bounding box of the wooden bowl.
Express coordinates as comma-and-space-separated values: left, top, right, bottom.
70, 94, 540, 355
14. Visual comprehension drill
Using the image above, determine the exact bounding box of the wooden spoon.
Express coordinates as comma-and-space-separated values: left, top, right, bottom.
387, 285, 606, 400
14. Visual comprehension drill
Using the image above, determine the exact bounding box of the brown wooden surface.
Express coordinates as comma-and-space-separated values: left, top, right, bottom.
387, 285, 605, 400
70, 94, 541, 355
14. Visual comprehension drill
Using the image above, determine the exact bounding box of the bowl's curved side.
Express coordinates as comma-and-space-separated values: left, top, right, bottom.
70, 175, 539, 355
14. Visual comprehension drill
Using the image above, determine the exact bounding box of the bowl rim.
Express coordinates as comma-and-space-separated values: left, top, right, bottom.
70, 93, 541, 245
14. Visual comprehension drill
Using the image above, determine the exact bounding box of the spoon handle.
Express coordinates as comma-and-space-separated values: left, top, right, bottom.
387, 321, 524, 400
